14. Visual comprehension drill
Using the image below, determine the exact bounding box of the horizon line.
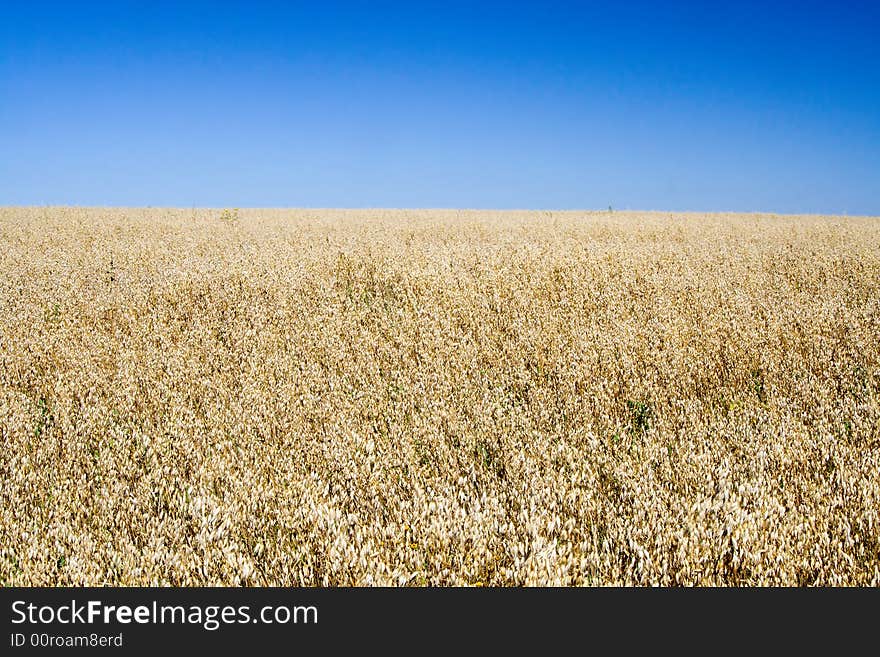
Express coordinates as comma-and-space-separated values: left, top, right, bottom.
0, 205, 874, 218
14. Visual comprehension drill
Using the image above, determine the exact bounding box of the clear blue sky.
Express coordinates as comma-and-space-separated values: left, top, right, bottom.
1, 1, 878, 213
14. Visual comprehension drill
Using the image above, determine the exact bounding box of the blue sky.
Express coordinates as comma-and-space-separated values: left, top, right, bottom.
1, 1, 878, 212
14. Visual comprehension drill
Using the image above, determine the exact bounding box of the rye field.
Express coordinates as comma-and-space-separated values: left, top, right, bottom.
1, 207, 878, 586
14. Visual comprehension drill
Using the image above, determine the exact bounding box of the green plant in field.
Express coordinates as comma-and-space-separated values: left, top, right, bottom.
220, 208, 240, 223
750, 368, 766, 403
473, 439, 506, 479
33, 396, 52, 439
44, 303, 61, 323
626, 399, 652, 435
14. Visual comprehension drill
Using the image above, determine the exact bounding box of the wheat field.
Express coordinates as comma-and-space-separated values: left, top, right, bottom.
1, 207, 878, 585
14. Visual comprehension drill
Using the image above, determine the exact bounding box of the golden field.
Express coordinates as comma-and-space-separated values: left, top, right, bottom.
0, 207, 878, 586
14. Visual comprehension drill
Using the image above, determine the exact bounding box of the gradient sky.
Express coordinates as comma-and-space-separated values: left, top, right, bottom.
1, 1, 878, 212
